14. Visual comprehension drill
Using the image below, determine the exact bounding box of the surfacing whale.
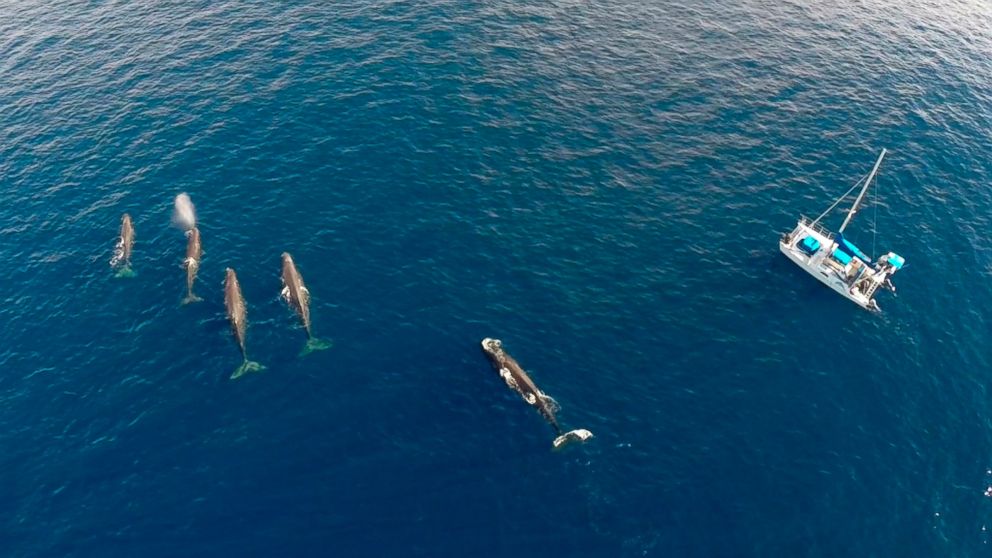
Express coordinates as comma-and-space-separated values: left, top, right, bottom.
111, 213, 136, 277
182, 227, 203, 304
480, 338, 593, 450
224, 267, 264, 379
280, 252, 331, 355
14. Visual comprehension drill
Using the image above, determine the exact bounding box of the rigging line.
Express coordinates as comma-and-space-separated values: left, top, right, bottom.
872, 172, 879, 259
811, 167, 873, 225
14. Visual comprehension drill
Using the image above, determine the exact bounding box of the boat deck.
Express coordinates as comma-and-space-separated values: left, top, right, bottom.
780, 217, 877, 309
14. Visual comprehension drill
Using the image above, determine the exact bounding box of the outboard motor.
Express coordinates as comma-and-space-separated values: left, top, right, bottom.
877, 252, 904, 292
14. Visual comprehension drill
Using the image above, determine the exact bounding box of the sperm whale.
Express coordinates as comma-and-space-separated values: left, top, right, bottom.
280, 252, 331, 355
480, 338, 593, 449
224, 267, 264, 379
182, 227, 203, 304
110, 213, 135, 277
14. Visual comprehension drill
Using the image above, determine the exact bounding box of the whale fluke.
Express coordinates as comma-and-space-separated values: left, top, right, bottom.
552, 429, 594, 450
115, 266, 136, 278
300, 337, 333, 356
231, 360, 265, 380
181, 294, 203, 305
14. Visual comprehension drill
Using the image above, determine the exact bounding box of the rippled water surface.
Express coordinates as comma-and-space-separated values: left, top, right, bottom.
2, 1, 992, 556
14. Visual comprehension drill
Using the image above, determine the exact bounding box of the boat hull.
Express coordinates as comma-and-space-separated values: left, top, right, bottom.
779, 225, 874, 310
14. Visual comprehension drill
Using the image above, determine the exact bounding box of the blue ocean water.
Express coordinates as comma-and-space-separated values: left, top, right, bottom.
2, 0, 992, 555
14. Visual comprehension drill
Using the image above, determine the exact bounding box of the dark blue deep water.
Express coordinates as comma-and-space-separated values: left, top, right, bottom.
3, 1, 992, 556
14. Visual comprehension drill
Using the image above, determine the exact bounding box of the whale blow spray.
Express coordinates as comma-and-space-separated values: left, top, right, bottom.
172, 193, 197, 231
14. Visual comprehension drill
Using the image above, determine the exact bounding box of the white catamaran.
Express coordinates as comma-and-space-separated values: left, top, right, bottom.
779, 148, 905, 311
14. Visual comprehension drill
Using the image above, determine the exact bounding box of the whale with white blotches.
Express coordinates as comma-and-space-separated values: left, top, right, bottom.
110, 213, 136, 277
480, 338, 593, 450
280, 252, 331, 355
181, 227, 203, 304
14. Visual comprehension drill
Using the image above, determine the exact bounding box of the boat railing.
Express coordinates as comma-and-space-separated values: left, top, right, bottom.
798, 215, 834, 239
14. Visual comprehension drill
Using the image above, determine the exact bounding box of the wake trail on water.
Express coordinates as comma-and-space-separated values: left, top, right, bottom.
172, 193, 196, 231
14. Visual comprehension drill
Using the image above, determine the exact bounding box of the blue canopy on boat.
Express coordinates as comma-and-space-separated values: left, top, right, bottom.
799, 236, 820, 255
834, 233, 873, 266
832, 249, 853, 265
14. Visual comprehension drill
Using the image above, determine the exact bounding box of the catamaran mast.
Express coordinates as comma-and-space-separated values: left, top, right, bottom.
839, 148, 886, 233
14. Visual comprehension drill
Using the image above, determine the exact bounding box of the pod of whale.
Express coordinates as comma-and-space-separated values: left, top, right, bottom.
224, 267, 265, 379
480, 338, 593, 449
280, 252, 331, 355
109, 197, 595, 450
